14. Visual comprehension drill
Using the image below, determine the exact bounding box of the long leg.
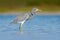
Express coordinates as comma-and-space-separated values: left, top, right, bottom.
19, 23, 22, 33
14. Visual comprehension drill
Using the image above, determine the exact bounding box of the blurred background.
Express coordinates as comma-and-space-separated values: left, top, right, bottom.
0, 0, 60, 40
0, 0, 60, 12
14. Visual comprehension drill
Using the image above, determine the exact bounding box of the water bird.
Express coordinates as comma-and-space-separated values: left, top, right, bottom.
10, 8, 41, 33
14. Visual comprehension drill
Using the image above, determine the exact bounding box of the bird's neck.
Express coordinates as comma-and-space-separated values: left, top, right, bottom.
31, 11, 35, 15
31, 12, 33, 16
31, 11, 35, 14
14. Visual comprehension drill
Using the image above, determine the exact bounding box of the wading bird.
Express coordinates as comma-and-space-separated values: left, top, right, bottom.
10, 8, 41, 33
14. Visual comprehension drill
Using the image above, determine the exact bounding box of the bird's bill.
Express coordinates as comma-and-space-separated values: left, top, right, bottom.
35, 9, 42, 12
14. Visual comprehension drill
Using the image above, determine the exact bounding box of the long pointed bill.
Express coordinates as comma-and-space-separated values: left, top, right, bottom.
35, 9, 42, 12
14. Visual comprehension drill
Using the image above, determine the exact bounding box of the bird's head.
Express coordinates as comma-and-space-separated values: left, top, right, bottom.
31, 8, 42, 14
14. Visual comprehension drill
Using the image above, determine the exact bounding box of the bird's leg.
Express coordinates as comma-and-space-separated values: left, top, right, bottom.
19, 23, 22, 33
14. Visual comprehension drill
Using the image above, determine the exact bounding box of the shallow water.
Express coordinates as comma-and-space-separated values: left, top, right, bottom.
0, 15, 60, 40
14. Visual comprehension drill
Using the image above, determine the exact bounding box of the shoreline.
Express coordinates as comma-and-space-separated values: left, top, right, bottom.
0, 11, 60, 15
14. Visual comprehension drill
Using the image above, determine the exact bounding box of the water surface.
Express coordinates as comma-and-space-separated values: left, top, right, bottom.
0, 15, 60, 40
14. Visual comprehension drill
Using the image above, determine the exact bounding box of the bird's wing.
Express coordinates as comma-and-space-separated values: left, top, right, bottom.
10, 16, 18, 24
10, 13, 25, 23
10, 12, 32, 24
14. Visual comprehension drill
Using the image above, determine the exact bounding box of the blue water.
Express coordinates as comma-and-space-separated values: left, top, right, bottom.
0, 15, 60, 40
